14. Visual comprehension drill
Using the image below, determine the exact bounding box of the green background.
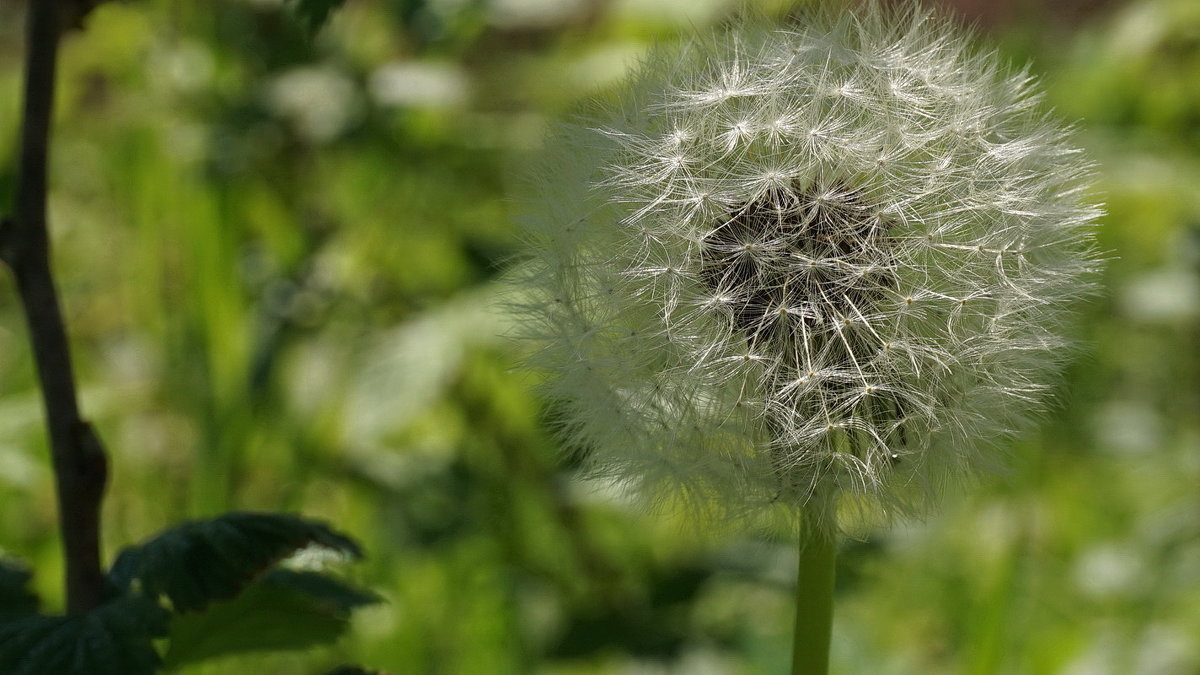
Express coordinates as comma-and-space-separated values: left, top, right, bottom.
1, 0, 1197, 672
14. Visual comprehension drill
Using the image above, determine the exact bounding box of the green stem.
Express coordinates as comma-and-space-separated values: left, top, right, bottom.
791, 517, 837, 675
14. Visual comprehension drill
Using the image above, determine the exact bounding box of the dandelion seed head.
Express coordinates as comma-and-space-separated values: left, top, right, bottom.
515, 3, 1100, 534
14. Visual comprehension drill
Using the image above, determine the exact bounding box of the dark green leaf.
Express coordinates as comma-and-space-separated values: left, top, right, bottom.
286, 0, 346, 34
0, 593, 168, 675
0, 559, 39, 621
163, 568, 380, 667
260, 568, 380, 610
109, 511, 363, 613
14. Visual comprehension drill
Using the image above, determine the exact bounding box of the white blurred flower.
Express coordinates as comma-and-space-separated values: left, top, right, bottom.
369, 61, 470, 109
1121, 267, 1200, 323
1074, 542, 1147, 599
516, 5, 1100, 532
266, 66, 362, 143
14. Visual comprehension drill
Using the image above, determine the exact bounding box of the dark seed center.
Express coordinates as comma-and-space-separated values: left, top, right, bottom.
699, 181, 895, 350
699, 181, 907, 472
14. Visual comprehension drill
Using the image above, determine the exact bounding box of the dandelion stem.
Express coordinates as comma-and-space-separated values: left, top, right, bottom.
791, 511, 836, 675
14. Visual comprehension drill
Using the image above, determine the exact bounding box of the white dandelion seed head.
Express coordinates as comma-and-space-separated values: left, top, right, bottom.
514, 4, 1101, 535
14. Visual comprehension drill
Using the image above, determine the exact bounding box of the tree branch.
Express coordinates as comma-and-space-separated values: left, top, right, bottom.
1, 0, 108, 614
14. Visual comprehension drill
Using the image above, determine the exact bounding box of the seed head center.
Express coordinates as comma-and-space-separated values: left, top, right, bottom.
699, 181, 896, 349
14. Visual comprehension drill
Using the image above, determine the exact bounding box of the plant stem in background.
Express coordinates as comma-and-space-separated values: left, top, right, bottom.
0, 0, 108, 614
791, 518, 836, 675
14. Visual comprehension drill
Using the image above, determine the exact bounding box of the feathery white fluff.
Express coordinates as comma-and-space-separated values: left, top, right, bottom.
515, 4, 1100, 534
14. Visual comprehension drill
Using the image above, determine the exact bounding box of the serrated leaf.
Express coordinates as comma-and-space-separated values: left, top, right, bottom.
0, 593, 168, 675
286, 0, 346, 34
0, 559, 39, 621
109, 511, 363, 613
163, 568, 380, 667
260, 568, 380, 610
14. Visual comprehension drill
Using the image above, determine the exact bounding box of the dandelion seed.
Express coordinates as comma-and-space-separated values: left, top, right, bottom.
515, 4, 1099, 538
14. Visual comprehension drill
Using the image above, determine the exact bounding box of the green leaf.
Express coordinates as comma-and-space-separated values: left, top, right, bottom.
286, 0, 346, 34
109, 511, 363, 613
163, 569, 380, 667
0, 559, 39, 621
0, 593, 169, 675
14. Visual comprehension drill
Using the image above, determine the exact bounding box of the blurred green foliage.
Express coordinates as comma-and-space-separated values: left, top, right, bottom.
0, 0, 1197, 672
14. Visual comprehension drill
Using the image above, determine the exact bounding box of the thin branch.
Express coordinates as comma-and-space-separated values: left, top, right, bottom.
1, 0, 108, 614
